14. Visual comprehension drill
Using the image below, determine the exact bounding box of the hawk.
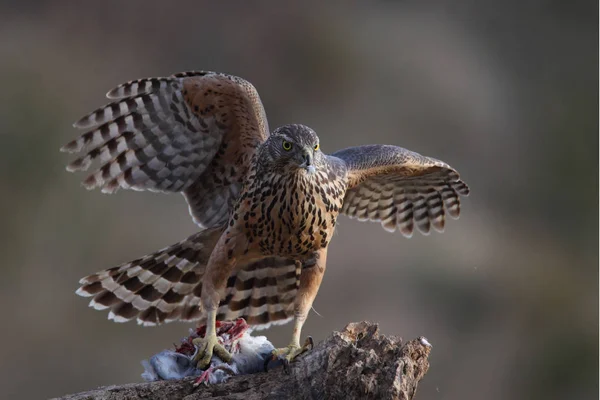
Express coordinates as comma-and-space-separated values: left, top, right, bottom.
63, 71, 469, 367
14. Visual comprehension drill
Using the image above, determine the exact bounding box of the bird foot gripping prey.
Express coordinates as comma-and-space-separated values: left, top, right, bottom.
192, 333, 233, 369
267, 336, 314, 373
142, 318, 284, 385
191, 319, 249, 369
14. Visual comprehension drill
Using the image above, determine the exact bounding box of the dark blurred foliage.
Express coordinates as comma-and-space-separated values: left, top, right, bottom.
0, 1, 597, 399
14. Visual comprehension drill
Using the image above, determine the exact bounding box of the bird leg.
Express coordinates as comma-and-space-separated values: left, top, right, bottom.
271, 249, 326, 370
191, 308, 232, 368
192, 234, 240, 369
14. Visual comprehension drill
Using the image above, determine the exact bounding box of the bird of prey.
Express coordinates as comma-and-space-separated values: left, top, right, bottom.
63, 71, 469, 368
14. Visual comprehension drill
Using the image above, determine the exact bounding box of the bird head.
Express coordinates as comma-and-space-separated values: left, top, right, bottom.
259, 124, 322, 174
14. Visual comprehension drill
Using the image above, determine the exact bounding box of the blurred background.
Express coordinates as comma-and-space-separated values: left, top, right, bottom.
0, 1, 597, 399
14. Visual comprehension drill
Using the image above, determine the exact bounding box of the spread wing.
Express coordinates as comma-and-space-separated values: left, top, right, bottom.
332, 145, 470, 236
62, 71, 269, 228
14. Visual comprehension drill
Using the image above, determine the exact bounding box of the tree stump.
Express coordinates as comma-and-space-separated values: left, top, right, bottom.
53, 321, 431, 400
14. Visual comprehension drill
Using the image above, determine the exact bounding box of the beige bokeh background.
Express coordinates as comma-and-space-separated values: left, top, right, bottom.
0, 1, 597, 399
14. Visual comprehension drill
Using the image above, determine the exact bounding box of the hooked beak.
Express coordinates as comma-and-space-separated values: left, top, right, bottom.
300, 149, 316, 174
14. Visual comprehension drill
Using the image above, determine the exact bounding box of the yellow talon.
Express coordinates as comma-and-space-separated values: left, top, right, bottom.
270, 336, 314, 373
192, 334, 232, 370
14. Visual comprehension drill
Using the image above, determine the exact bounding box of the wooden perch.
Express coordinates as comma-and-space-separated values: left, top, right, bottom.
53, 321, 431, 400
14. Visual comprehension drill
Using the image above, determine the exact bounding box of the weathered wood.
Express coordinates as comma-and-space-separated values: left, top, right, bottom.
53, 321, 431, 400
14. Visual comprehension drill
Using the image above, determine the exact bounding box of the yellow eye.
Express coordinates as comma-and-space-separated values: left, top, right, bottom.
314, 143, 320, 151
282, 140, 292, 151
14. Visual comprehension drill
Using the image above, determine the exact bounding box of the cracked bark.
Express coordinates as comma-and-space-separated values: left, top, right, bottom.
53, 321, 431, 400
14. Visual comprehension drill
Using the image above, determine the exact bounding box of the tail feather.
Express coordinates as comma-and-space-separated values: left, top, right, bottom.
78, 227, 221, 323
76, 227, 299, 329
216, 257, 299, 328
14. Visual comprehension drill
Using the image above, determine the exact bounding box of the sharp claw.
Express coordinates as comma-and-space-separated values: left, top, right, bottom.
199, 355, 211, 369
283, 358, 290, 374
193, 352, 205, 365
303, 336, 314, 351
213, 344, 233, 363
269, 336, 315, 374
191, 338, 207, 364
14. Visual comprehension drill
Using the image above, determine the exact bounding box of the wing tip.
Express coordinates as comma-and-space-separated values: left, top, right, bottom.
73, 116, 93, 129
382, 223, 397, 233
431, 219, 446, 233
66, 156, 91, 172
399, 228, 414, 238
455, 180, 470, 196
61, 139, 82, 153
105, 88, 121, 99
417, 227, 432, 236
447, 205, 461, 219
82, 175, 98, 190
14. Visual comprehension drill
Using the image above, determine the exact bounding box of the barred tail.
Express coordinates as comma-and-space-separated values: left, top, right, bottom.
77, 227, 300, 328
